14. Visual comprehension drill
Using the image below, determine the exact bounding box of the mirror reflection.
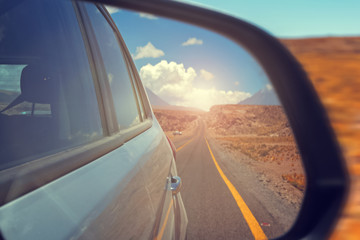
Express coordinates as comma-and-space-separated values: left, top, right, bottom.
109, 7, 305, 239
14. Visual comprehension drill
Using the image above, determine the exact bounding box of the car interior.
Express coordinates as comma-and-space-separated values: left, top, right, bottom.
0, 0, 103, 170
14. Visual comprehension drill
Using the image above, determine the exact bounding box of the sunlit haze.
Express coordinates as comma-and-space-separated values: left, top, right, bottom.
111, 9, 270, 111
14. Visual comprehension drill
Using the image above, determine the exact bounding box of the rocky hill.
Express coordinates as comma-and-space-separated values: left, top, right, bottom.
205, 104, 291, 136
153, 108, 200, 132
145, 87, 169, 106
204, 104, 304, 196
239, 87, 280, 105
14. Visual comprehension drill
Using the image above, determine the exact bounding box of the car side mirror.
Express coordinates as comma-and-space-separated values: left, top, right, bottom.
87, 0, 348, 239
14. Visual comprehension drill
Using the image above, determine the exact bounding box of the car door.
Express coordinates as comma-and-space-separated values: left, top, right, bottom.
0, 0, 180, 239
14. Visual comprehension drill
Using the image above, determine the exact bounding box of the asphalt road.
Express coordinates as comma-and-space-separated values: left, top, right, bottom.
171, 118, 299, 240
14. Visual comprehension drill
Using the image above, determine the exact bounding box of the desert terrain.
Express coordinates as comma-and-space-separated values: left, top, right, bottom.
282, 37, 360, 239
152, 36, 360, 238
204, 105, 305, 206
153, 104, 305, 207
153, 108, 202, 139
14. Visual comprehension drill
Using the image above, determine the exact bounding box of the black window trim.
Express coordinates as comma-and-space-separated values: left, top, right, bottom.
0, 1, 153, 207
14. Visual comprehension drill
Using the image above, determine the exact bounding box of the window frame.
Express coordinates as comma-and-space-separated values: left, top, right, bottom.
97, 5, 153, 121
124, 46, 153, 121
0, 1, 153, 207
93, 4, 144, 126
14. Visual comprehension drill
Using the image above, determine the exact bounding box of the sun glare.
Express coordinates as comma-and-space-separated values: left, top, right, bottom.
192, 91, 212, 111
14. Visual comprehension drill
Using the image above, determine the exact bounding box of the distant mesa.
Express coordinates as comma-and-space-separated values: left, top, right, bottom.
153, 104, 204, 113
145, 87, 169, 106
238, 86, 280, 105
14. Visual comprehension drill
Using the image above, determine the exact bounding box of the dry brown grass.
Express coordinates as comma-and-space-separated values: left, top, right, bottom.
214, 134, 305, 192
216, 136, 300, 164
205, 104, 305, 202
205, 105, 292, 136
282, 173, 306, 192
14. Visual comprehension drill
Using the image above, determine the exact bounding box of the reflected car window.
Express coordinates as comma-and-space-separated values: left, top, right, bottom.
131, 70, 147, 121
85, 4, 141, 129
0, 0, 103, 170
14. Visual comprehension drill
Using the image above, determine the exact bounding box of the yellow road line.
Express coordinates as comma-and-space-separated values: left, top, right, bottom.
155, 199, 173, 240
204, 137, 268, 240
176, 138, 193, 152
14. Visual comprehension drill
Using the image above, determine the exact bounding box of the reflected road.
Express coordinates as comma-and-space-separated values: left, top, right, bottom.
171, 118, 298, 239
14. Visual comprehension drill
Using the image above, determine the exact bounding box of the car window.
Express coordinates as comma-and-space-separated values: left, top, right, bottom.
84, 4, 141, 129
0, 0, 103, 170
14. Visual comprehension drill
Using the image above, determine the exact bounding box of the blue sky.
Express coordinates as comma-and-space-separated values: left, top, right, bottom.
180, 0, 360, 38
109, 1, 358, 110
111, 9, 269, 110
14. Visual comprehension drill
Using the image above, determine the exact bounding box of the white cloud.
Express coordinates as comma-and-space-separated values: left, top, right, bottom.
181, 37, 203, 46
132, 42, 165, 60
234, 81, 239, 86
266, 83, 273, 90
140, 60, 196, 99
140, 60, 251, 111
105, 5, 120, 14
200, 69, 214, 80
139, 13, 158, 20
